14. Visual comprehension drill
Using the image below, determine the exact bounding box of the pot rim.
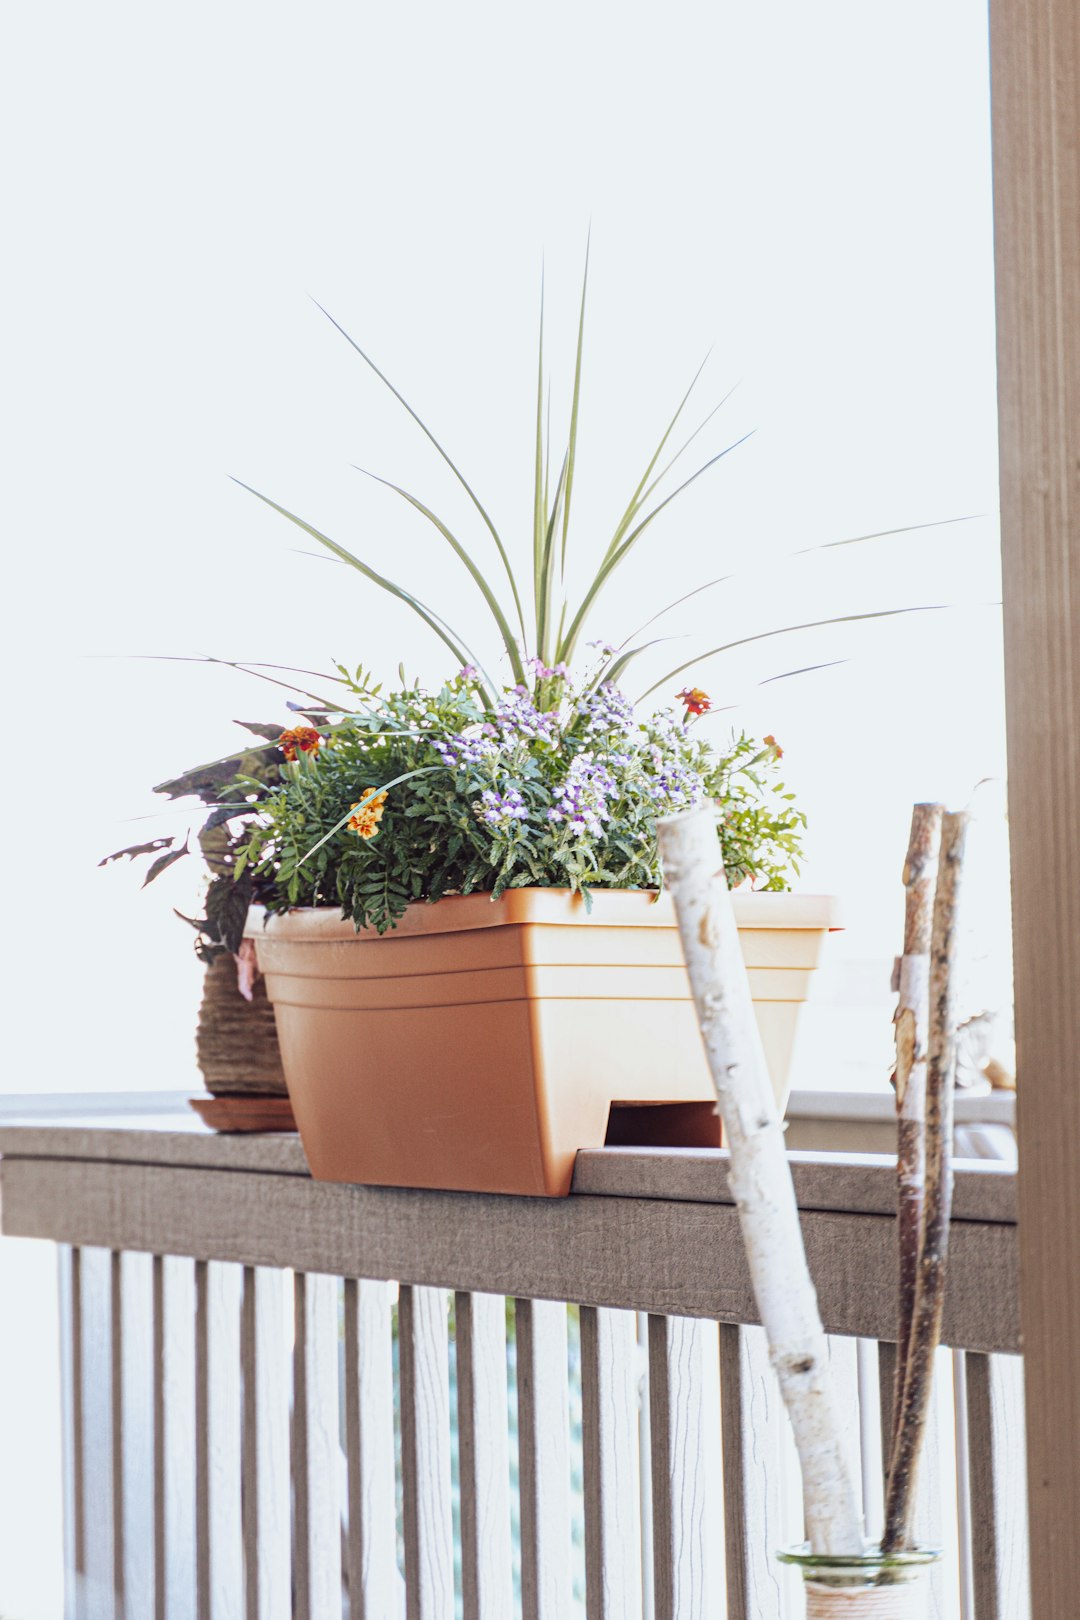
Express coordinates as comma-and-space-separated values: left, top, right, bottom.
776, 1543, 941, 1572
247, 886, 842, 941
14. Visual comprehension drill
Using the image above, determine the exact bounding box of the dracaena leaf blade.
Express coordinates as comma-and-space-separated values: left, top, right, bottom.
635, 605, 950, 703
355, 468, 525, 685
310, 299, 528, 646
232, 480, 494, 698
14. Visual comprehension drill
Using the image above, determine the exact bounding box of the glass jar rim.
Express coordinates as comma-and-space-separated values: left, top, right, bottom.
777, 1543, 940, 1573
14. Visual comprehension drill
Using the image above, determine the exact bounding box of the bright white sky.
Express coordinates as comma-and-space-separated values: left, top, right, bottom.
2, 0, 1006, 1097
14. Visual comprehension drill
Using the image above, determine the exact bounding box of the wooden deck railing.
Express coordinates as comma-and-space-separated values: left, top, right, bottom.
0, 1112, 1028, 1619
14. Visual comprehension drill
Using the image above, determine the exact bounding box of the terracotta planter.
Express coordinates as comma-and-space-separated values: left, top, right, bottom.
251, 887, 839, 1196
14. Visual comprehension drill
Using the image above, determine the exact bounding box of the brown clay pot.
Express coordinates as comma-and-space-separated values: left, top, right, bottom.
251, 887, 839, 1196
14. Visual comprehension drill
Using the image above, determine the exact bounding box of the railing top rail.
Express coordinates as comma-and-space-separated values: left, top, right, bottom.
0, 1107, 1019, 1355
0, 1108, 1017, 1225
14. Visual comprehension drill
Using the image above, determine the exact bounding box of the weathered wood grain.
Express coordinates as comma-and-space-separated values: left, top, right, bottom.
112, 1250, 154, 1620
0, 1158, 1020, 1353
343, 1277, 399, 1618
153, 1255, 196, 1620
580, 1305, 642, 1619
990, 0, 1080, 1607
965, 1352, 1030, 1620
515, 1297, 573, 1620
719, 1324, 787, 1620
195, 1261, 243, 1620
58, 1249, 77, 1620
71, 1247, 115, 1620
0, 1124, 1018, 1224
292, 1272, 342, 1620
455, 1292, 513, 1620
398, 1286, 454, 1620
647, 1314, 717, 1620
240, 1266, 290, 1620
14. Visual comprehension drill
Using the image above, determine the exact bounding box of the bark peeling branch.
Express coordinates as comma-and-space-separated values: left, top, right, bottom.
659, 806, 864, 1556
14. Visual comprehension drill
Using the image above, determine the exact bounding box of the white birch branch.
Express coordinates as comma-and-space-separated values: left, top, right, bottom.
658, 806, 863, 1556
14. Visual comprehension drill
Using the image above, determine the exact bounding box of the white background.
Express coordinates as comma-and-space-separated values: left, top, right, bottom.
1, 3, 1003, 1612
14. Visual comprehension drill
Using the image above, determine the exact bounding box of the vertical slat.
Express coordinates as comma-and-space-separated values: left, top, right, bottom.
58, 1247, 78, 1620
952, 1352, 976, 1620
112, 1251, 154, 1619
241, 1265, 290, 1620
153, 1254, 196, 1620
636, 1314, 655, 1620
647, 1314, 710, 1620
579, 1305, 642, 1620
880, 1341, 960, 1616
824, 1336, 863, 1516
68, 1247, 116, 1620
878, 1337, 898, 1501
965, 1352, 1030, 1620
195, 1261, 243, 1620
455, 1291, 513, 1619
399, 1284, 454, 1620
344, 1277, 399, 1618
292, 1271, 343, 1620
515, 1297, 572, 1620
856, 1338, 884, 1541
718, 1323, 786, 1620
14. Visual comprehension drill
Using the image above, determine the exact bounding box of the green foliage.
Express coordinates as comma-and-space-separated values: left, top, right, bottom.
240, 663, 805, 935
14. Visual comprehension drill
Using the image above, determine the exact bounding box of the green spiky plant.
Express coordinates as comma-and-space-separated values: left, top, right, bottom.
235, 245, 960, 713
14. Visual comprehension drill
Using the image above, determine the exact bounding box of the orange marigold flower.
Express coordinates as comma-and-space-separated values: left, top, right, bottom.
279, 725, 323, 762
676, 686, 712, 717
348, 787, 389, 840
763, 733, 784, 759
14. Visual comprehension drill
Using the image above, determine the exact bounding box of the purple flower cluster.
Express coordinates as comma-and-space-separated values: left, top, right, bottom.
576, 682, 636, 736
476, 787, 529, 829
435, 733, 500, 768
648, 758, 706, 811
549, 752, 618, 839
495, 685, 558, 743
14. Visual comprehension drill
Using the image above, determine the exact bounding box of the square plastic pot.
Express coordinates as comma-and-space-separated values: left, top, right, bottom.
251, 887, 839, 1196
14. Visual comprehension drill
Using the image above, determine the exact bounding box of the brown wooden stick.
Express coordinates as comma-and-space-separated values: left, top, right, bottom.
883, 809, 968, 1552
889, 804, 943, 1470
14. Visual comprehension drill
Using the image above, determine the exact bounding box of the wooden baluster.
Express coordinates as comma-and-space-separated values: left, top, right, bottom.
153, 1255, 196, 1620
64, 1247, 115, 1620
455, 1292, 513, 1620
195, 1260, 243, 1620
580, 1305, 642, 1620
344, 1277, 399, 1618
855, 1338, 884, 1540
965, 1352, 1030, 1620
515, 1297, 572, 1620
292, 1272, 342, 1620
399, 1285, 454, 1620
58, 1248, 78, 1620
878, 1339, 898, 1497
880, 1340, 961, 1616
241, 1266, 290, 1620
718, 1323, 788, 1620
112, 1251, 153, 1620
647, 1314, 714, 1620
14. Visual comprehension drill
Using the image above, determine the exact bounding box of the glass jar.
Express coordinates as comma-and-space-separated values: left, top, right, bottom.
776, 1545, 939, 1618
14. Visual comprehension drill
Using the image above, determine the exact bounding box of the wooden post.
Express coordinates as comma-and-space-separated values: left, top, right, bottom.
988, 0, 1080, 1608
